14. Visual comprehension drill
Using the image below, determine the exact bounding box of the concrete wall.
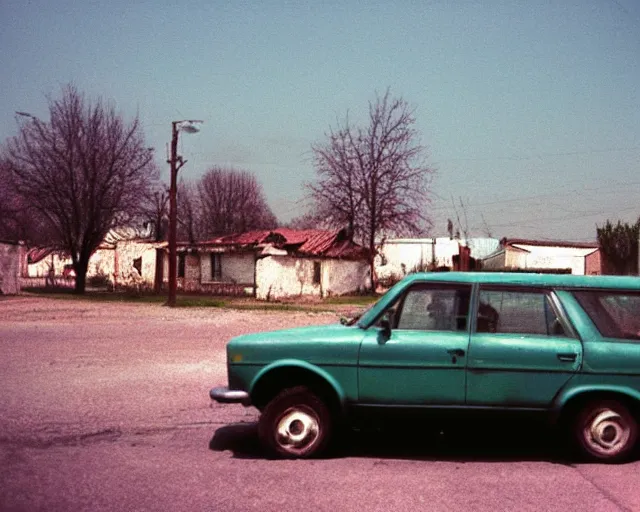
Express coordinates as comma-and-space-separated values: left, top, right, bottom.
512, 245, 597, 275
0, 242, 22, 294
481, 250, 506, 270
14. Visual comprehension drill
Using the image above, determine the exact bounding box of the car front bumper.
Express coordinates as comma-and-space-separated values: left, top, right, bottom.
210, 386, 251, 405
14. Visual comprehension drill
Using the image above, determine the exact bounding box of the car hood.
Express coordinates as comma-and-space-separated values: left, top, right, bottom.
228, 323, 359, 347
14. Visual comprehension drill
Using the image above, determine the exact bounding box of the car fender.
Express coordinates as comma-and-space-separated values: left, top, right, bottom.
249, 358, 347, 409
551, 384, 640, 420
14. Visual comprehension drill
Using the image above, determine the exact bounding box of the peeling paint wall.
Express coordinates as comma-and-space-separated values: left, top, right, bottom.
322, 259, 370, 297
256, 256, 369, 300
199, 252, 254, 284
25, 241, 158, 288
114, 241, 158, 288
0, 242, 22, 294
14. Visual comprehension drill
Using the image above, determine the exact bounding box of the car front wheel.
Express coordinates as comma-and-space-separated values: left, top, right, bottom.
258, 386, 333, 459
573, 399, 638, 463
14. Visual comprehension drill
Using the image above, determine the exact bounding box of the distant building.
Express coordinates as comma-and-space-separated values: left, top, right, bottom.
481, 238, 602, 275
375, 237, 500, 282
188, 228, 370, 300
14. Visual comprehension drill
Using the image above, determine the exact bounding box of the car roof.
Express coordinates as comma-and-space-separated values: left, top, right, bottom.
402, 271, 640, 290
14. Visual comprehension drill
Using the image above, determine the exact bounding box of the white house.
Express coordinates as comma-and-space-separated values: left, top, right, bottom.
481, 238, 602, 275
375, 237, 500, 282
188, 228, 371, 300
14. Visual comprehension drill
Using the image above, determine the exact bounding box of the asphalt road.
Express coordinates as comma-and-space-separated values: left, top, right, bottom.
1, 296, 639, 512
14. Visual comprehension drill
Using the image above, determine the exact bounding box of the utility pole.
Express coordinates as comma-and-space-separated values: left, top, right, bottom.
166, 120, 202, 307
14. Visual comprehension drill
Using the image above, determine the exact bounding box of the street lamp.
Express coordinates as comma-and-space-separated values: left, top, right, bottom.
167, 119, 202, 307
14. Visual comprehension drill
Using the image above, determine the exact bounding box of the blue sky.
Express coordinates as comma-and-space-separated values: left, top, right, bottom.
1, 0, 638, 241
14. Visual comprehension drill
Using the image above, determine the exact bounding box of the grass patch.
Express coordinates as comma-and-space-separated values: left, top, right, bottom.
20, 287, 376, 312
323, 295, 379, 306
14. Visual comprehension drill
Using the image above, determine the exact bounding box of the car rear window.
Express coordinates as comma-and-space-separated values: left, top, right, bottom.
573, 291, 640, 341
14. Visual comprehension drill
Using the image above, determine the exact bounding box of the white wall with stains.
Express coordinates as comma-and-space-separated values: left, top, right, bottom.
256, 256, 369, 300
0, 242, 22, 294
199, 252, 254, 284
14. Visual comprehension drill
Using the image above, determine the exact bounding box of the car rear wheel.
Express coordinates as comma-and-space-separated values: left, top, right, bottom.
258, 386, 333, 459
573, 399, 638, 463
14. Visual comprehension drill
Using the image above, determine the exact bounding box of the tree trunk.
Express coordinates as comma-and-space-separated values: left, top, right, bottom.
154, 249, 164, 293
74, 259, 89, 294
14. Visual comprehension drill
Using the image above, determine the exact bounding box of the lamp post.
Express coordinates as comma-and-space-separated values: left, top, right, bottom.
167, 120, 202, 307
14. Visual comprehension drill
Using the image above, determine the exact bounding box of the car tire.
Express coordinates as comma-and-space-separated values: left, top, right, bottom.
572, 399, 638, 463
258, 386, 333, 459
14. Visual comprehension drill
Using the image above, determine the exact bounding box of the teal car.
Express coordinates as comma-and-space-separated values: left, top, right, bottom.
210, 272, 640, 462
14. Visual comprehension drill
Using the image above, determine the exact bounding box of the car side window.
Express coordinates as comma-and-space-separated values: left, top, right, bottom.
477, 289, 566, 336
573, 291, 640, 341
395, 285, 471, 332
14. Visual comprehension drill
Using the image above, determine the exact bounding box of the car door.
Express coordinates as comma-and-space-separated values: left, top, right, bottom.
358, 282, 471, 405
466, 285, 583, 408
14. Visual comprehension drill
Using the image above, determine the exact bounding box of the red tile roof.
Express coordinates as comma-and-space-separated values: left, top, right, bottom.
199, 228, 368, 259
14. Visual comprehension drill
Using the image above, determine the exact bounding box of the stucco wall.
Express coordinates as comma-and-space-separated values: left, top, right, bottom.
114, 241, 158, 287
0, 242, 22, 294
89, 248, 115, 281
322, 259, 370, 297
256, 256, 319, 300
376, 239, 435, 282
200, 252, 254, 284
256, 256, 369, 300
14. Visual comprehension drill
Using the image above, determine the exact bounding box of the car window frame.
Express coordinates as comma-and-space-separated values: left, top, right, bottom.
473, 285, 577, 338
382, 282, 473, 333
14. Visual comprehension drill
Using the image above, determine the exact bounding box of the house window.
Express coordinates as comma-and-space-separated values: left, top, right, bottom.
178, 254, 185, 278
313, 261, 321, 285
210, 253, 222, 281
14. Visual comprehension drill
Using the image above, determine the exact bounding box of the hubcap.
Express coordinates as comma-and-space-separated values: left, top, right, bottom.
583, 409, 631, 457
276, 407, 320, 454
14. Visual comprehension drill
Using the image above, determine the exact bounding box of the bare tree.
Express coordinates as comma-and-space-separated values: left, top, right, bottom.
310, 89, 434, 288
197, 167, 278, 237
177, 180, 204, 243
138, 185, 169, 293
2, 85, 157, 293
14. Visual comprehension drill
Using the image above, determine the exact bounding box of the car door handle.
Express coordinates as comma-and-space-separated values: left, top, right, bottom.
447, 348, 465, 357
557, 353, 577, 362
